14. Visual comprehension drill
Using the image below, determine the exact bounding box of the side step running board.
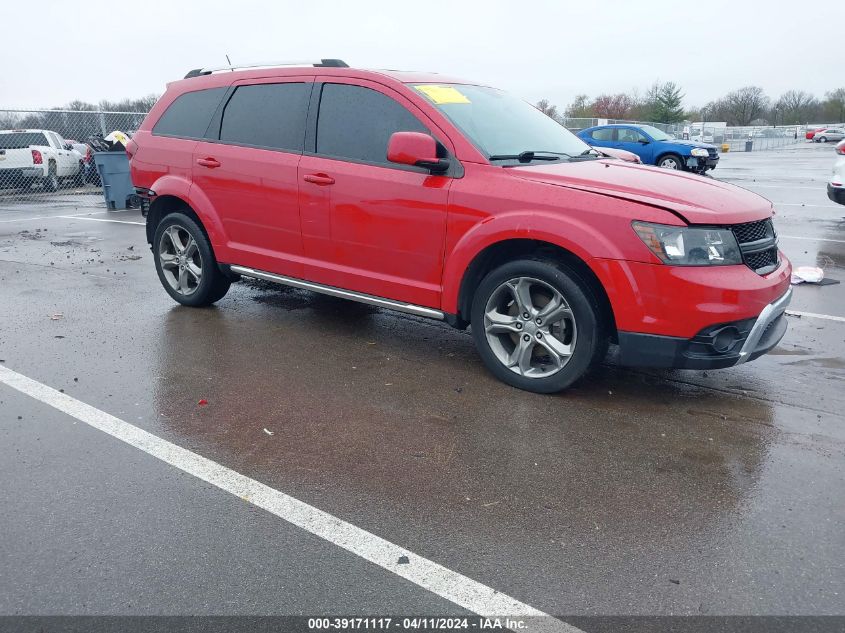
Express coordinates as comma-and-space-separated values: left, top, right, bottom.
229, 265, 445, 320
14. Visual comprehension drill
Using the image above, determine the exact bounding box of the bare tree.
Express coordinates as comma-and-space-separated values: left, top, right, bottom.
705, 87, 769, 126
535, 98, 561, 122
775, 90, 819, 124
564, 94, 593, 118
591, 93, 635, 119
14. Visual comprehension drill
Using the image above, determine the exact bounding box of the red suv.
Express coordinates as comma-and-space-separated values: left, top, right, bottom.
128, 59, 792, 393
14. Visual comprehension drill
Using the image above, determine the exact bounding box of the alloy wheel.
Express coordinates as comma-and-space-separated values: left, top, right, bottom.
483, 276, 577, 378
159, 225, 203, 296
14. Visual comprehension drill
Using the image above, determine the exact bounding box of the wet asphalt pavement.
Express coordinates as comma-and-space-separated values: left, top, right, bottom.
0, 143, 843, 626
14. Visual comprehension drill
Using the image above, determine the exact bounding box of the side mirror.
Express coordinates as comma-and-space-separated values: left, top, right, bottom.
64, 144, 73, 151
387, 132, 449, 173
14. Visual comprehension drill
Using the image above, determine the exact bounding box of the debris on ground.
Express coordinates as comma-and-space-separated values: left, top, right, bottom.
197, 399, 208, 406
49, 313, 63, 320
791, 266, 825, 284
263, 428, 274, 436
397, 555, 410, 564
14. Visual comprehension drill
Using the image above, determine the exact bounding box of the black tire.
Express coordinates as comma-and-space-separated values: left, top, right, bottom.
42, 164, 59, 192
73, 162, 85, 187
657, 153, 684, 170
818, 136, 828, 143
470, 258, 608, 393
152, 212, 230, 307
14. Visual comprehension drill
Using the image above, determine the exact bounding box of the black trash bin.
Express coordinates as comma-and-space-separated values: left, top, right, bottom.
745, 140, 753, 152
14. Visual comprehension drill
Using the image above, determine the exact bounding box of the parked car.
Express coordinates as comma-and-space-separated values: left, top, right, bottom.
0, 129, 84, 190
577, 124, 719, 173
814, 128, 845, 143
129, 60, 791, 393
828, 140, 845, 205
65, 139, 100, 185
806, 127, 826, 140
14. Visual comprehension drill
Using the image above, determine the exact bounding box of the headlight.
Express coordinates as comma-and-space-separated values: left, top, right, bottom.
690, 148, 709, 157
633, 222, 742, 265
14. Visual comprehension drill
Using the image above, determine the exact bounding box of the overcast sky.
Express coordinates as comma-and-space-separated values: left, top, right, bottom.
2, 0, 841, 111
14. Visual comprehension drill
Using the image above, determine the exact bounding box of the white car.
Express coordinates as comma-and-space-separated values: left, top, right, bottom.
828, 140, 845, 206
815, 127, 845, 143
0, 129, 84, 191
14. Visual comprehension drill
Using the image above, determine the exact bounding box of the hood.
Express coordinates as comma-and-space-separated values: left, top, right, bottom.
664, 139, 716, 149
510, 159, 773, 225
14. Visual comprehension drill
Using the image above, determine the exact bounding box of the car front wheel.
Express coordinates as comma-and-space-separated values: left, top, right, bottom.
153, 212, 231, 306
470, 258, 608, 393
818, 136, 828, 143
657, 154, 684, 170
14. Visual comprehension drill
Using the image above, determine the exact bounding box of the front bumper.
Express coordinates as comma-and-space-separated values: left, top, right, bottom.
617, 287, 792, 369
686, 155, 719, 171
828, 182, 844, 205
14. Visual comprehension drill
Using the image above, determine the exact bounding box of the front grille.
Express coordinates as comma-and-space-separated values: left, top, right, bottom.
707, 148, 718, 158
744, 248, 779, 272
731, 219, 779, 275
732, 219, 775, 243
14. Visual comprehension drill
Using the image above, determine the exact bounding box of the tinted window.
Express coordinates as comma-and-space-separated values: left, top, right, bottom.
316, 83, 426, 164
591, 128, 614, 141
0, 132, 50, 149
153, 87, 226, 138
220, 83, 309, 151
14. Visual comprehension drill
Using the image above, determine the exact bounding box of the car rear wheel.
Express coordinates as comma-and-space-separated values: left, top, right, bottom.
42, 165, 59, 192
153, 213, 230, 307
470, 258, 608, 393
818, 136, 828, 143
657, 154, 684, 170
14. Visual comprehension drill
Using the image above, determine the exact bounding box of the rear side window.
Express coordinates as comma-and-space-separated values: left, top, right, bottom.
316, 83, 426, 164
153, 88, 226, 138
591, 128, 614, 141
219, 83, 310, 152
0, 132, 50, 149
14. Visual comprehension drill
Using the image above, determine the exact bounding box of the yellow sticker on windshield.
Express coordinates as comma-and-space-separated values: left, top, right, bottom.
414, 85, 471, 105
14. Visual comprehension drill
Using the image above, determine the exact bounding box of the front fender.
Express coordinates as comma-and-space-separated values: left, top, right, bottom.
441, 210, 626, 314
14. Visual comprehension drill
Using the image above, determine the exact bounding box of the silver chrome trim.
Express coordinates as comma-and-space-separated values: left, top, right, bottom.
737, 287, 792, 363
230, 265, 445, 320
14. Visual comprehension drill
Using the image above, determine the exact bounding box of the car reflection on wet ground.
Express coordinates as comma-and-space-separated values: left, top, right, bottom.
0, 142, 843, 624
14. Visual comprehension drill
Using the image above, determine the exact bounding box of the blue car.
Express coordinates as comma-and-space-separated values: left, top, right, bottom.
577, 124, 719, 174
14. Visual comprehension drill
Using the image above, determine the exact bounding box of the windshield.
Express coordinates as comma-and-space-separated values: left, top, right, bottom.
411, 84, 591, 162
638, 125, 675, 141
0, 132, 50, 149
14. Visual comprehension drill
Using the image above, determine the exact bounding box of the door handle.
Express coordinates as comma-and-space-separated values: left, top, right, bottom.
196, 157, 221, 168
303, 173, 335, 186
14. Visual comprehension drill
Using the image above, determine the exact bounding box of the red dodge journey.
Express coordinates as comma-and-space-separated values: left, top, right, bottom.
128, 59, 792, 393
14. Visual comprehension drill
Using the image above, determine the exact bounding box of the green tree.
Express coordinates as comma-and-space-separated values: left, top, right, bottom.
564, 94, 593, 118
823, 88, 845, 123
650, 82, 685, 123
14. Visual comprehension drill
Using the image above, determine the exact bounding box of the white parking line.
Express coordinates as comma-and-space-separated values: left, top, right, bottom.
786, 310, 845, 323
0, 365, 579, 633
0, 211, 109, 224
57, 215, 145, 226
780, 235, 845, 244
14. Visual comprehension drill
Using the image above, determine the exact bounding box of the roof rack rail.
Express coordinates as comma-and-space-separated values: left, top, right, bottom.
184, 59, 348, 79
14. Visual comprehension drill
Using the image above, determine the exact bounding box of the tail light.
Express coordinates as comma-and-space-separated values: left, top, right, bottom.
85, 146, 93, 163
836, 142, 845, 155
31, 149, 43, 164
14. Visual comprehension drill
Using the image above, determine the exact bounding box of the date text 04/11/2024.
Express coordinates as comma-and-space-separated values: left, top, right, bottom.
307, 617, 532, 630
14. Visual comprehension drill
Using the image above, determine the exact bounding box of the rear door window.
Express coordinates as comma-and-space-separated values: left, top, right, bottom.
219, 83, 310, 152
153, 87, 227, 139
591, 128, 615, 141
315, 83, 427, 165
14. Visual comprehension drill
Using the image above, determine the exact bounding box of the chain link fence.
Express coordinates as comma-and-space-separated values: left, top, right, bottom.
0, 109, 147, 208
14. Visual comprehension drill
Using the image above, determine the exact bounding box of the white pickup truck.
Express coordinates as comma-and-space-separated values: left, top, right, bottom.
0, 129, 84, 192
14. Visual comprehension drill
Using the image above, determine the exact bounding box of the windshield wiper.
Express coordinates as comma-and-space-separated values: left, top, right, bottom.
488, 150, 570, 163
